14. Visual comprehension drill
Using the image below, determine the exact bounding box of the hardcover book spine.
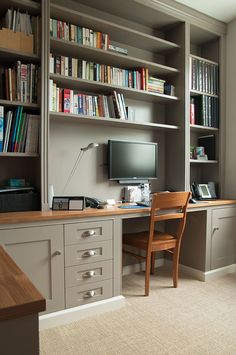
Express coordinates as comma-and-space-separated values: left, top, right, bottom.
190, 98, 195, 124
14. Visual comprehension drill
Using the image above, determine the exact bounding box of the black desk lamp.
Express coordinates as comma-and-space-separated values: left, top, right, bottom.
52, 142, 99, 210
62, 142, 99, 194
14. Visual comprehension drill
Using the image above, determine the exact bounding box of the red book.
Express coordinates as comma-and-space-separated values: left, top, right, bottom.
63, 89, 70, 113
140, 68, 145, 90
190, 98, 195, 124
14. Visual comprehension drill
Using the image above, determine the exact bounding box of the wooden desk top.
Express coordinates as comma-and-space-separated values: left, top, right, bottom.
0, 200, 236, 225
0, 246, 46, 321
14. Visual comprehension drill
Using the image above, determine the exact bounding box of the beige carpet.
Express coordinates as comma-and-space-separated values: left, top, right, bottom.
40, 268, 236, 355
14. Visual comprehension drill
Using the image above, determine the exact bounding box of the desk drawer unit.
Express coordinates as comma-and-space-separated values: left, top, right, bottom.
66, 279, 112, 307
65, 260, 113, 288
64, 219, 114, 308
65, 240, 112, 267
64, 220, 112, 245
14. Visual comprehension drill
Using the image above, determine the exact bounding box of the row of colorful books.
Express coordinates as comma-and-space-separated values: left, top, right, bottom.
190, 96, 219, 128
0, 61, 39, 103
0, 106, 40, 153
190, 56, 219, 96
49, 82, 128, 119
50, 54, 150, 90
50, 18, 110, 51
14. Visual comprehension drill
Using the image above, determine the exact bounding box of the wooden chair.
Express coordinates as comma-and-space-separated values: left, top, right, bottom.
123, 191, 191, 296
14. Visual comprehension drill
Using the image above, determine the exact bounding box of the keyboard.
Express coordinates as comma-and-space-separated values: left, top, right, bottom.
118, 205, 145, 209
136, 201, 151, 207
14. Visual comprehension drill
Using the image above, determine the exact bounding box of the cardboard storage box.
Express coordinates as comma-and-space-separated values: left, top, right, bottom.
0, 28, 34, 54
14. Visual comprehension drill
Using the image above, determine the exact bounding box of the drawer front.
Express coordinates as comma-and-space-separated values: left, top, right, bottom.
64, 220, 113, 245
65, 260, 112, 288
66, 279, 112, 308
65, 240, 112, 267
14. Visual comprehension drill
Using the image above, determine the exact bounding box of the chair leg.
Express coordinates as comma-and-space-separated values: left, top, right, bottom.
151, 252, 155, 274
145, 252, 151, 296
173, 246, 180, 288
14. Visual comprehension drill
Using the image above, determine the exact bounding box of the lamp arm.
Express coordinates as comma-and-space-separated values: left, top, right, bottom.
62, 150, 84, 194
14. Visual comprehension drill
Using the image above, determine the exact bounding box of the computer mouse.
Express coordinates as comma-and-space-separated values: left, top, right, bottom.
189, 198, 197, 204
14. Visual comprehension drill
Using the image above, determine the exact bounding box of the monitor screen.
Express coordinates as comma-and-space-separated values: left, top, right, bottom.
108, 140, 158, 181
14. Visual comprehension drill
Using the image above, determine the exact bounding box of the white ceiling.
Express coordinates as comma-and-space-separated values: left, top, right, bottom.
174, 0, 236, 23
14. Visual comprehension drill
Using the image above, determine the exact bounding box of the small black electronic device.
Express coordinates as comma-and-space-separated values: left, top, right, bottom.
108, 139, 158, 184
190, 182, 217, 200
85, 197, 107, 209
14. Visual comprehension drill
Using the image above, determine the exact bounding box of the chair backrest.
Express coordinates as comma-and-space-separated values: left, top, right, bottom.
148, 191, 191, 246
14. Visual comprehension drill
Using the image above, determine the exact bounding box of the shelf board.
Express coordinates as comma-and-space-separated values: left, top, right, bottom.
0, 0, 40, 15
0, 100, 40, 109
190, 159, 218, 164
50, 37, 179, 77
190, 124, 219, 132
0, 152, 39, 157
50, 74, 178, 104
190, 90, 218, 98
0, 47, 40, 63
50, 112, 179, 131
50, 4, 180, 53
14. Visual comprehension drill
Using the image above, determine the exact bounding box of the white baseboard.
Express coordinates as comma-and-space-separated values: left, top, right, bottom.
164, 259, 236, 282
39, 295, 125, 331
122, 258, 164, 276
204, 264, 236, 281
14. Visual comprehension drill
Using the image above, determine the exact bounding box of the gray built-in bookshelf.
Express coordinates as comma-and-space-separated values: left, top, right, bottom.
0, 0, 42, 202
0, 0, 227, 210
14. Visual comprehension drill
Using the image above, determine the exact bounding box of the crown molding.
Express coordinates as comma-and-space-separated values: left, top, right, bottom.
135, 0, 227, 36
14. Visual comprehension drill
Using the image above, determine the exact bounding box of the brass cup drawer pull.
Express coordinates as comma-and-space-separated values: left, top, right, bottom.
84, 290, 95, 298
83, 270, 96, 278
82, 250, 97, 257
83, 230, 96, 237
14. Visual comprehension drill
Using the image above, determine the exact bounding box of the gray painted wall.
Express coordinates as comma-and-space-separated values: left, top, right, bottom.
225, 18, 236, 198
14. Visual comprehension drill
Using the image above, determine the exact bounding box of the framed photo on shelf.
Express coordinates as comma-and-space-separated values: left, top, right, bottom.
198, 184, 212, 199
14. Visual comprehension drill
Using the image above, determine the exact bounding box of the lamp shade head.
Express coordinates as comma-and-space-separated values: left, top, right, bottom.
81, 143, 99, 151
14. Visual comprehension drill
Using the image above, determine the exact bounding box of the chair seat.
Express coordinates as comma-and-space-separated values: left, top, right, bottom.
123, 230, 176, 251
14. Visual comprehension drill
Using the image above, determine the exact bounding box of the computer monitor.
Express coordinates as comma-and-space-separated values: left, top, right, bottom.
108, 139, 158, 184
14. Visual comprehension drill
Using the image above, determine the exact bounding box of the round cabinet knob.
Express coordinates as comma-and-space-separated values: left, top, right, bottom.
54, 250, 62, 256
213, 226, 219, 233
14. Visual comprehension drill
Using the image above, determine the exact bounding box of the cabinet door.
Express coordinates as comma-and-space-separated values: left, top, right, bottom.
211, 208, 236, 269
0, 225, 64, 314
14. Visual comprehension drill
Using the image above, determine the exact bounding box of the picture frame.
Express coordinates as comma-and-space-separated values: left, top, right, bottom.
198, 184, 212, 199
52, 196, 84, 210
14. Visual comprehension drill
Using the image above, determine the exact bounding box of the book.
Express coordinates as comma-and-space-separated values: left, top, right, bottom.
108, 43, 128, 55
3, 111, 12, 152
13, 106, 24, 152
190, 98, 195, 124
0, 106, 4, 152
63, 89, 71, 113
11, 106, 22, 151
